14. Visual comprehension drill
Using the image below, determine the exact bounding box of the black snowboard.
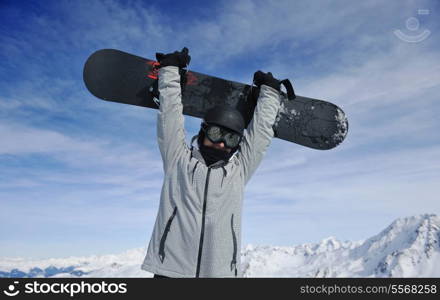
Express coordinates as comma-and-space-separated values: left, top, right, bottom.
83, 49, 348, 150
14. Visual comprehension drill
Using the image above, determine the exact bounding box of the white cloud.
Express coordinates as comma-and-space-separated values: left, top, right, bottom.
0, 121, 161, 167
299, 45, 440, 107
0, 122, 86, 154
246, 143, 440, 220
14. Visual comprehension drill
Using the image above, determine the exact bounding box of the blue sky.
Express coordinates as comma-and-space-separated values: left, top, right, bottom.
1, 0, 439, 259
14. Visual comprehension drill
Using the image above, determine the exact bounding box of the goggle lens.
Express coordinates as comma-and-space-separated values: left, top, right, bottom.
203, 124, 242, 148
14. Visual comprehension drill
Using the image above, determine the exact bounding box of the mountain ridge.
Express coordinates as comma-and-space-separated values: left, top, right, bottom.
1, 214, 439, 277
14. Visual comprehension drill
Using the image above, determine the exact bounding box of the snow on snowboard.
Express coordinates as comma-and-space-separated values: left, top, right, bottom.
83, 49, 348, 150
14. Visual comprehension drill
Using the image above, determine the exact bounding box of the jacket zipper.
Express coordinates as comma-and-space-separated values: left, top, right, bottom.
158, 206, 178, 263
195, 167, 212, 277
231, 214, 238, 277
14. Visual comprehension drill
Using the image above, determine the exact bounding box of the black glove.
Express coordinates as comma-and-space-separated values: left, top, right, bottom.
253, 70, 281, 92
156, 47, 191, 68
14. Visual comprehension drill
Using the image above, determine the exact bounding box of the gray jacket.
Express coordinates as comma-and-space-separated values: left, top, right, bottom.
141, 66, 280, 277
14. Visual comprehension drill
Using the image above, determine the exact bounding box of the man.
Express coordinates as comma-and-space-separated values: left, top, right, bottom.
141, 48, 281, 278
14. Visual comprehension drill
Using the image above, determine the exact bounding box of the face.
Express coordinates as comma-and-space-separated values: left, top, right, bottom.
203, 137, 232, 153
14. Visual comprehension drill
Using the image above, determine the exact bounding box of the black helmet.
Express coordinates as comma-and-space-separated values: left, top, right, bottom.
203, 105, 245, 135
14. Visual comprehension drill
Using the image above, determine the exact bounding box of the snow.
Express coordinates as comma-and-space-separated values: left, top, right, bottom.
332, 107, 348, 143
0, 248, 150, 278
1, 214, 439, 278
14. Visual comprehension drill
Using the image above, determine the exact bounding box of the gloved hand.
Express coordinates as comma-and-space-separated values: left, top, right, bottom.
253, 70, 281, 92
156, 47, 191, 68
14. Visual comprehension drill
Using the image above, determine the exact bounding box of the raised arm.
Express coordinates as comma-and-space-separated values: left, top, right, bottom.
237, 71, 281, 184
155, 48, 191, 173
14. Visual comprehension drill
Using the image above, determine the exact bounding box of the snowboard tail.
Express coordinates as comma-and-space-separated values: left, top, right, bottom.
83, 49, 348, 150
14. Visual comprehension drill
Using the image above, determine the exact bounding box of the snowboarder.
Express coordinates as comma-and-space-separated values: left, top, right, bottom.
141, 47, 282, 278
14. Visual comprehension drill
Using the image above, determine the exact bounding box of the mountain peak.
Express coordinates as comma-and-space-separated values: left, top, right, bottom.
356, 214, 439, 277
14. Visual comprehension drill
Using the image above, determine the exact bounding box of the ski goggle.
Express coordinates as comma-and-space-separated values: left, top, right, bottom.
202, 123, 242, 148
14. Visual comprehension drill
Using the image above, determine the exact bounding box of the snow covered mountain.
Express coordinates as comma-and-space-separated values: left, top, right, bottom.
243, 214, 440, 277
1, 214, 439, 278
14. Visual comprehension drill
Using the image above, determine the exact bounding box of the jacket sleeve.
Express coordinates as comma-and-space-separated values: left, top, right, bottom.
237, 85, 281, 184
156, 66, 189, 173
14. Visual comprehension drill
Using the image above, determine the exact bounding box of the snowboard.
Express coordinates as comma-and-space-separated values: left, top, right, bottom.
83, 49, 348, 150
